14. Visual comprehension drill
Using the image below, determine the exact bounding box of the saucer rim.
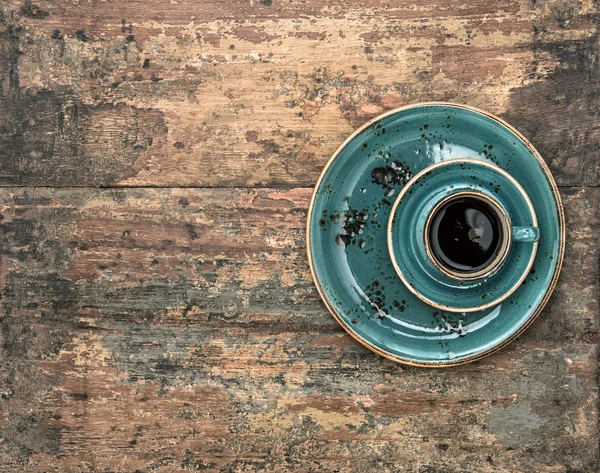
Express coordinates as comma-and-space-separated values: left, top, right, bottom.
386, 158, 539, 313
306, 101, 565, 368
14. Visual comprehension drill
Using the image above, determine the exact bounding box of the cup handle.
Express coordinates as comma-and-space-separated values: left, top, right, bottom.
513, 226, 540, 243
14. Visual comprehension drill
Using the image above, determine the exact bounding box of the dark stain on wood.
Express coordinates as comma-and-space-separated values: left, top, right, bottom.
0, 87, 167, 186
0, 4, 167, 186
504, 31, 600, 186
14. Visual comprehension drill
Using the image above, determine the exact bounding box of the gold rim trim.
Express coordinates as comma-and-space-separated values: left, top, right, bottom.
387, 159, 539, 313
305, 101, 565, 368
424, 191, 512, 281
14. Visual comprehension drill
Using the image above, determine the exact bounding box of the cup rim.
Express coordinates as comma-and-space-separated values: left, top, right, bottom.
387, 157, 539, 313
423, 190, 512, 281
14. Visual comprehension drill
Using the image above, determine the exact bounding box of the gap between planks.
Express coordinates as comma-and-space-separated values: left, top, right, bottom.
0, 184, 597, 190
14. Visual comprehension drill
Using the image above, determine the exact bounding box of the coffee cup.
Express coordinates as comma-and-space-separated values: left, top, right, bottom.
424, 190, 539, 281
387, 158, 540, 312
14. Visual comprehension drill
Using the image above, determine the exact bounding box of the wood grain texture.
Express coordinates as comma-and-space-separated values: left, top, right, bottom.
0, 187, 599, 472
0, 0, 599, 186
0, 0, 599, 471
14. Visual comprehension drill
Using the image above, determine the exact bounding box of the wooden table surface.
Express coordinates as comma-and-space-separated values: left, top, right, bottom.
1, 0, 598, 471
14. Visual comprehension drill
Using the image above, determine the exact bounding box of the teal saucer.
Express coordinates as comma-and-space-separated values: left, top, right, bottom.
307, 103, 564, 366
388, 159, 538, 313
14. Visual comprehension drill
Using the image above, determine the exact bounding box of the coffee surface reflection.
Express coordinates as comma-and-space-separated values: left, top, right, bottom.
428, 196, 503, 274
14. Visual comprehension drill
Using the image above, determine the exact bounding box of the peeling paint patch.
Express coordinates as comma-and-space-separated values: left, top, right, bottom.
488, 403, 542, 448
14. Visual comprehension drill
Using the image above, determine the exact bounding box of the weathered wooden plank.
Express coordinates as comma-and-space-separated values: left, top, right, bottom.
0, 0, 598, 187
1, 186, 598, 336
0, 186, 598, 471
9, 337, 598, 473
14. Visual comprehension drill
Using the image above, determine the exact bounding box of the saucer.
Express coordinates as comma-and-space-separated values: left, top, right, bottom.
387, 159, 538, 313
307, 102, 564, 366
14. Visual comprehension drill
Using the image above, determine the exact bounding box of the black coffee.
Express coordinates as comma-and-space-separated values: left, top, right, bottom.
428, 196, 503, 274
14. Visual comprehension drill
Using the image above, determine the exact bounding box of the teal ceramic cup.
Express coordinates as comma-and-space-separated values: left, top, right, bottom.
424, 189, 539, 281
388, 158, 540, 312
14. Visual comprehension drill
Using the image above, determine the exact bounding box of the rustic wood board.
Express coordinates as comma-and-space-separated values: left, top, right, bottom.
0, 0, 599, 472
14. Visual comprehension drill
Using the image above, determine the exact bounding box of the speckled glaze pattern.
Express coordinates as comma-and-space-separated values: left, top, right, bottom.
387, 159, 539, 313
307, 103, 564, 366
